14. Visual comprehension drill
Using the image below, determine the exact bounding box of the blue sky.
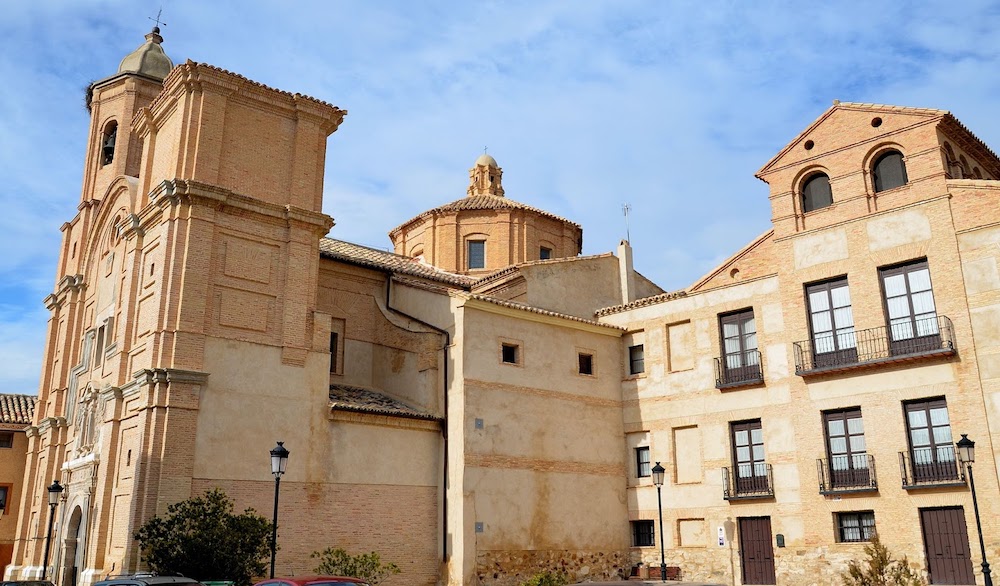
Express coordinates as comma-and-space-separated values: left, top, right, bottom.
2, 1, 1000, 394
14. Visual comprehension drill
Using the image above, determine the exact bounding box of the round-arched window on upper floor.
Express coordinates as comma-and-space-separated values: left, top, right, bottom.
872, 150, 908, 192
801, 173, 833, 213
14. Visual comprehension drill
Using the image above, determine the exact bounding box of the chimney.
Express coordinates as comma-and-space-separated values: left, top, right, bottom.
618, 239, 636, 305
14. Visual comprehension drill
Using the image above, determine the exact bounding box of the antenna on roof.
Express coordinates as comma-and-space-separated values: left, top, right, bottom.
148, 7, 166, 31
622, 203, 631, 243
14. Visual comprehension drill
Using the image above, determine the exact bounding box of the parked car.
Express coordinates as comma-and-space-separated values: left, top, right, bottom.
93, 575, 206, 586
253, 577, 371, 586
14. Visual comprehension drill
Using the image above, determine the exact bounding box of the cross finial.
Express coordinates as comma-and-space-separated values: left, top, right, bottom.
148, 8, 166, 30
484, 146, 488, 154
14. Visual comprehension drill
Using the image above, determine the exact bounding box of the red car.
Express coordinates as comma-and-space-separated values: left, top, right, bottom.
253, 577, 370, 586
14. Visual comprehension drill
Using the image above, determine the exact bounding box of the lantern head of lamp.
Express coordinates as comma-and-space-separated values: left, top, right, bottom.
651, 462, 666, 487
956, 434, 975, 465
47, 480, 64, 507
270, 441, 290, 478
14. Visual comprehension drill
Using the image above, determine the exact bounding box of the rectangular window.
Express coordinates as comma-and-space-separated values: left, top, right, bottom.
836, 511, 876, 542
905, 398, 958, 482
880, 260, 939, 354
731, 420, 767, 494
468, 240, 486, 270
720, 309, 759, 381
636, 446, 651, 478
632, 520, 655, 547
0, 432, 12, 449
501, 343, 519, 364
578, 353, 593, 375
823, 409, 870, 488
0, 486, 8, 511
629, 344, 645, 375
94, 324, 106, 367
807, 278, 857, 366
539, 246, 552, 260
329, 332, 339, 374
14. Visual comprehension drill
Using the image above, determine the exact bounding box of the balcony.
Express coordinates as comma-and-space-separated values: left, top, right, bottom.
794, 316, 956, 376
817, 455, 878, 494
722, 463, 774, 500
715, 350, 764, 389
899, 447, 966, 489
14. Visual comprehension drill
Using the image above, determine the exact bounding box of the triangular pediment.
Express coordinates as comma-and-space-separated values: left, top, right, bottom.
756, 102, 948, 179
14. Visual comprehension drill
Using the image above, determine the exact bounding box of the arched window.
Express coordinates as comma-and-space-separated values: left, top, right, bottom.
101, 121, 118, 166
802, 173, 833, 213
872, 150, 908, 192
973, 167, 983, 179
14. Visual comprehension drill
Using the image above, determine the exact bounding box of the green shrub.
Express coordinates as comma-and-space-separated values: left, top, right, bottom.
310, 548, 400, 585
133, 489, 271, 586
520, 571, 568, 586
842, 534, 926, 586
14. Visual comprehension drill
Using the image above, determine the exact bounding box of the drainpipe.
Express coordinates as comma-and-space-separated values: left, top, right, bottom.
383, 275, 451, 563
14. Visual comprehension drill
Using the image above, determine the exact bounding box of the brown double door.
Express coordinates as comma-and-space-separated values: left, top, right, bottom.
739, 517, 776, 585
920, 507, 975, 585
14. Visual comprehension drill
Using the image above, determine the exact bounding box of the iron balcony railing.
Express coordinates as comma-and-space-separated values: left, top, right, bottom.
715, 350, 764, 389
794, 316, 955, 376
722, 463, 774, 500
817, 454, 878, 494
899, 446, 966, 489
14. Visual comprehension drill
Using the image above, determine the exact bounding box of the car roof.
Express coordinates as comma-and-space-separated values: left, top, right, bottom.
254, 578, 369, 586
94, 578, 203, 586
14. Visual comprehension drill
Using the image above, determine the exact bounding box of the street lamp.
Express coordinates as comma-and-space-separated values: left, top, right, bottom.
956, 435, 992, 586
651, 462, 666, 583
269, 441, 289, 579
42, 480, 64, 580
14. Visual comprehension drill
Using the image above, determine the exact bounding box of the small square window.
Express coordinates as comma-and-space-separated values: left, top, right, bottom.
629, 344, 645, 375
636, 446, 651, 478
631, 520, 655, 547
501, 343, 519, 364
578, 353, 593, 375
836, 511, 876, 542
540, 247, 552, 260
468, 240, 486, 270
0, 432, 12, 449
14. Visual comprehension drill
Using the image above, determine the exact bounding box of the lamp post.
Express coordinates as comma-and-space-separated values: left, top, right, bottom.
269, 442, 289, 579
42, 480, 64, 580
651, 462, 666, 583
956, 435, 992, 586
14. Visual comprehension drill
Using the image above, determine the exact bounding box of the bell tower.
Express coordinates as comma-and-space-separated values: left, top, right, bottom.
467, 153, 505, 197
80, 26, 173, 204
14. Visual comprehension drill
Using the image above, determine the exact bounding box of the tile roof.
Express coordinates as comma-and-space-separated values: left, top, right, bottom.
389, 194, 580, 237
0, 394, 36, 425
319, 238, 476, 287
594, 290, 688, 317
329, 384, 441, 421
467, 293, 626, 330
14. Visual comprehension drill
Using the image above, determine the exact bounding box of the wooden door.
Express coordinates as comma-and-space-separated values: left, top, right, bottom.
920, 507, 975, 585
739, 517, 776, 585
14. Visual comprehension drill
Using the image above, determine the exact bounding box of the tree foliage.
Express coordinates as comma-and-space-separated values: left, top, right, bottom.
134, 488, 272, 586
519, 571, 568, 586
842, 533, 927, 586
310, 548, 400, 585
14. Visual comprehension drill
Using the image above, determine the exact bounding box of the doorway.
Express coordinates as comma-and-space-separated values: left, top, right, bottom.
920, 507, 974, 585
738, 516, 776, 585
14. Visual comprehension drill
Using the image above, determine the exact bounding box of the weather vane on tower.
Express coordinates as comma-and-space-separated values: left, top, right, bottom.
148, 8, 166, 31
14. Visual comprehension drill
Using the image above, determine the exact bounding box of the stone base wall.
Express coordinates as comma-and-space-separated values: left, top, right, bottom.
635, 545, 931, 586
476, 549, 634, 585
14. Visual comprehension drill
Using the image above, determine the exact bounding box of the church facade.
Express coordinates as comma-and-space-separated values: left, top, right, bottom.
8, 28, 1000, 586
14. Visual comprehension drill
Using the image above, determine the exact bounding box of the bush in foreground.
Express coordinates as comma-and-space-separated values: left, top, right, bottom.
311, 548, 400, 585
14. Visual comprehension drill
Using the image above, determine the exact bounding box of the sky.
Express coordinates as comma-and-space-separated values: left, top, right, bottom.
2, 1, 1000, 394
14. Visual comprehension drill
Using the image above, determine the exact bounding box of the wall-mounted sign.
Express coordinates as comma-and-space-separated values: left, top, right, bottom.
718, 526, 725, 546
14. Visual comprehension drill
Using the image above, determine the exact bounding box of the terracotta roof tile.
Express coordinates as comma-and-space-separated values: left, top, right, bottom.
595, 290, 688, 317
0, 394, 36, 425
329, 384, 440, 421
319, 238, 475, 287
467, 293, 626, 330
389, 194, 580, 237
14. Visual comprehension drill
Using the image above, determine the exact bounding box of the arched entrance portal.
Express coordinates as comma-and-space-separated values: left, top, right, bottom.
61, 506, 84, 586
